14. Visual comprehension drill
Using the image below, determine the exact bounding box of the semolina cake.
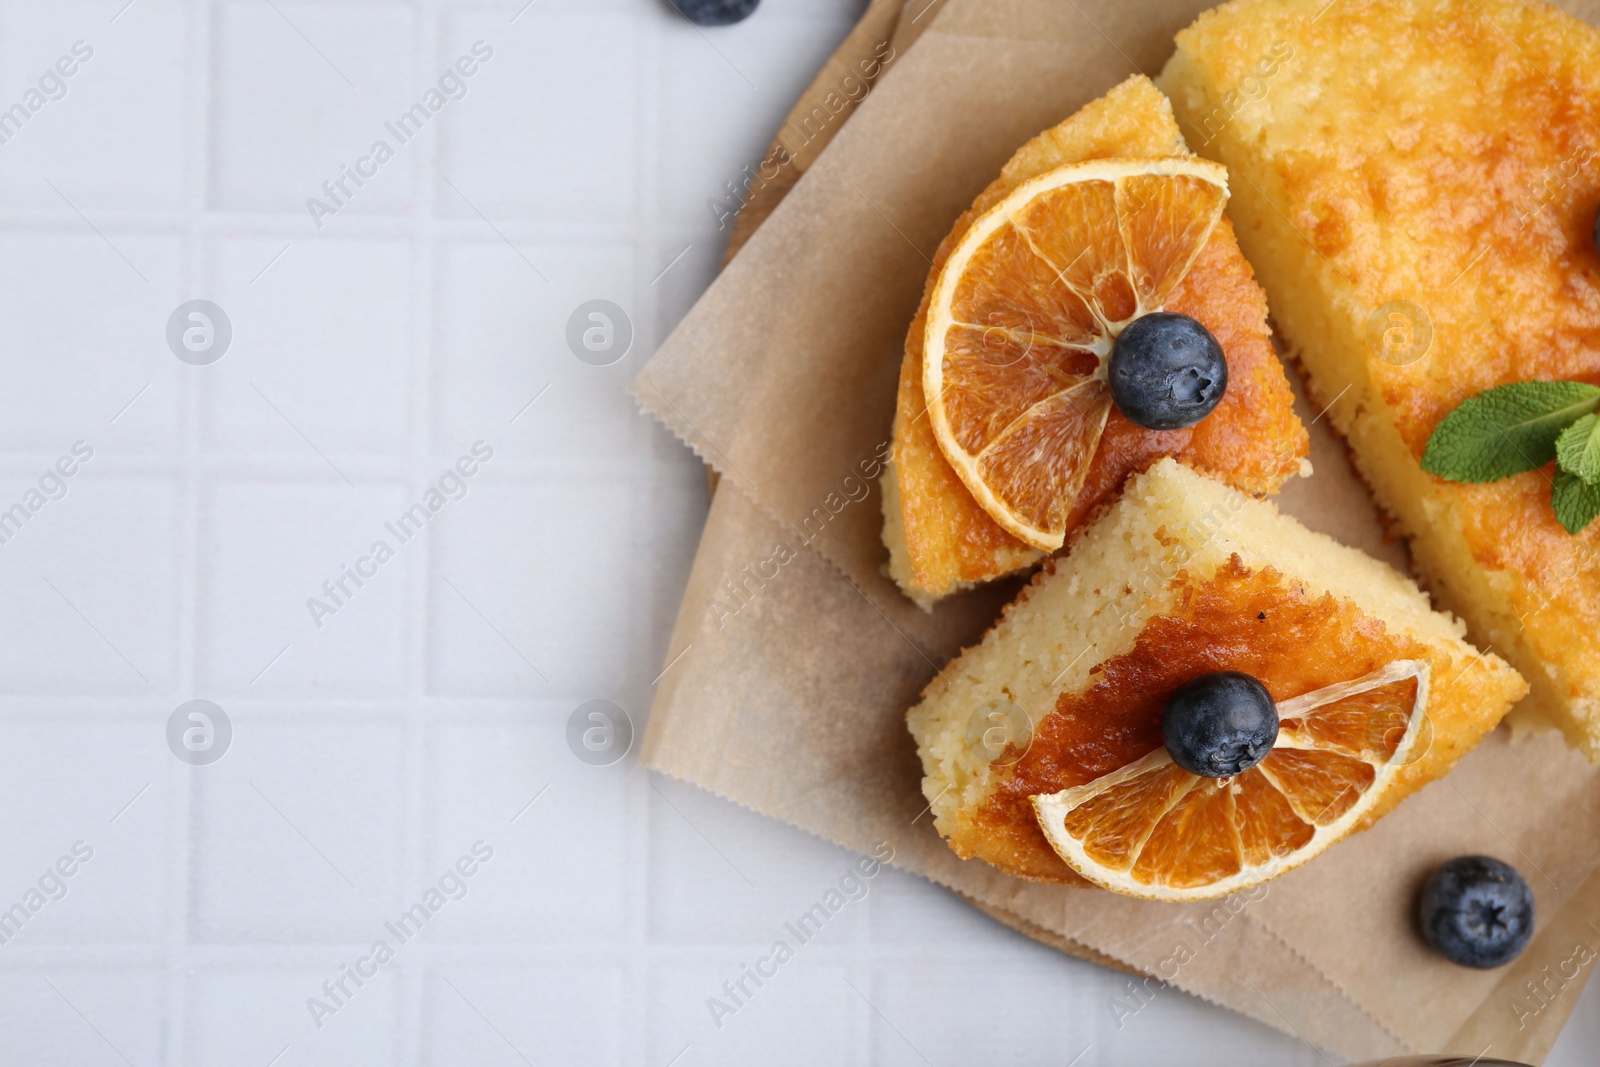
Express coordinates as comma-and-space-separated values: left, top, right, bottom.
907, 459, 1527, 889
1159, 0, 1600, 758
883, 75, 1308, 609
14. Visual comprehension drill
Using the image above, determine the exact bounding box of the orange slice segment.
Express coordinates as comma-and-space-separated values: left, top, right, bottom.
924, 158, 1229, 551
1030, 659, 1430, 901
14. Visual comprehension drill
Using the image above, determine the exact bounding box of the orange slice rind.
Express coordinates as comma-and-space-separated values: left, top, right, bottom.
923, 157, 1230, 551
1030, 659, 1430, 901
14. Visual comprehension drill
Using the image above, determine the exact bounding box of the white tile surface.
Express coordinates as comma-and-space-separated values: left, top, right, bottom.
0, 719, 170, 943
207, 234, 415, 456
187, 966, 402, 1066
430, 238, 645, 462
0, 470, 181, 692
0, 1, 189, 211
210, 1, 419, 215
428, 475, 647, 695
0, 230, 184, 451
437, 9, 639, 225
190, 714, 407, 941
423, 964, 625, 1065
198, 477, 414, 695
0, 1, 1589, 1065
421, 718, 631, 945
652, 958, 868, 1067
0, 967, 167, 1065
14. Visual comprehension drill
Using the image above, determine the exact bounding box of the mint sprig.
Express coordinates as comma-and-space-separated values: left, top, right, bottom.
1555, 413, 1600, 485
1420, 381, 1600, 482
1421, 380, 1600, 533
1553, 471, 1600, 534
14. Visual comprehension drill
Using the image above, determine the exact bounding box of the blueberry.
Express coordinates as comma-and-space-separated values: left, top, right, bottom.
1162, 671, 1278, 778
667, 0, 759, 26
1107, 312, 1228, 430
1419, 855, 1535, 969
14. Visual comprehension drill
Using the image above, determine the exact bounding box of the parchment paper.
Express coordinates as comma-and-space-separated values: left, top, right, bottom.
636, 0, 1600, 1058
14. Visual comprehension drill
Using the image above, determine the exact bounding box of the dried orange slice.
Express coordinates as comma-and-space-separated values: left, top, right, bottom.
1030, 659, 1430, 901
923, 157, 1229, 550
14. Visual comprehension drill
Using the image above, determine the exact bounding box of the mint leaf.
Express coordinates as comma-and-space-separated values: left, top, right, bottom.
1556, 413, 1600, 484
1421, 381, 1600, 482
1553, 470, 1600, 533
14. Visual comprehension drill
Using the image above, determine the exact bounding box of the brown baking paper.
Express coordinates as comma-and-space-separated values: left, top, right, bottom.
635, 0, 1600, 1058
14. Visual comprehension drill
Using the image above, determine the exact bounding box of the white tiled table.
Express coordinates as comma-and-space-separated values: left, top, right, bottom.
0, 1, 1591, 1063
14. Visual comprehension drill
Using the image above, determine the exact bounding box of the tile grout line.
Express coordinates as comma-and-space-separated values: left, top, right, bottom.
400, 1, 446, 1063
0, 206, 659, 243
632, 8, 665, 1066
166, 0, 218, 1062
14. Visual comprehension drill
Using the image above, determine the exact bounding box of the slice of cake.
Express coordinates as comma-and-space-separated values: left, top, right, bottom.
883, 74, 1309, 608
908, 459, 1527, 890
1159, 0, 1600, 758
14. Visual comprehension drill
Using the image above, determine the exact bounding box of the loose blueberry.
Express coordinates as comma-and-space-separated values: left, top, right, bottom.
1419, 855, 1535, 969
1107, 312, 1228, 430
667, 0, 760, 26
1162, 671, 1278, 778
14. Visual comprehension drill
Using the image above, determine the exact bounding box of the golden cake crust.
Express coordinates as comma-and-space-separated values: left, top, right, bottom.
1160, 0, 1600, 756
885, 75, 1308, 605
